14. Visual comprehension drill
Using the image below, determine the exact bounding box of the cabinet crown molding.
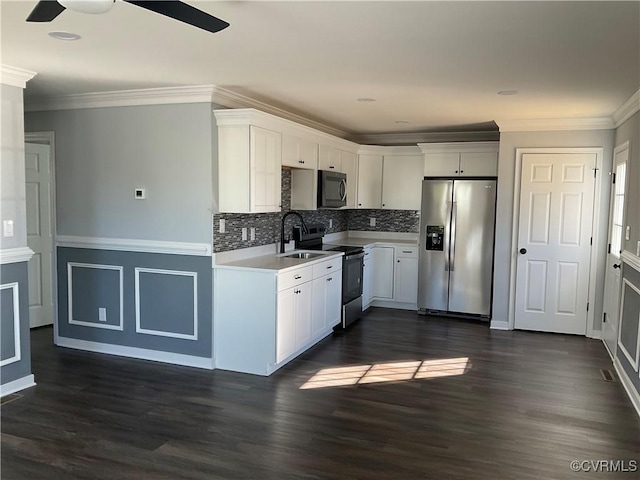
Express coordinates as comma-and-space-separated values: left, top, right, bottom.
417, 142, 499, 154
496, 117, 614, 132
1, 65, 37, 89
357, 145, 422, 156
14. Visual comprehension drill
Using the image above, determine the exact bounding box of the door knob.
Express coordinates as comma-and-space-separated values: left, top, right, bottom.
519, 248, 527, 254
613, 264, 621, 269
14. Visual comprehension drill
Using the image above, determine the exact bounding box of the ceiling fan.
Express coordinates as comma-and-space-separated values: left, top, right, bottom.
26, 0, 230, 33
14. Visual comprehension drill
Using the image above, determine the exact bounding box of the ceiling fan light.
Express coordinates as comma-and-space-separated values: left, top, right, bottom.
59, 0, 115, 15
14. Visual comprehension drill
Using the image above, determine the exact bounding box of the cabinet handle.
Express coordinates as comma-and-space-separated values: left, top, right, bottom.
397, 260, 400, 263
294, 274, 302, 279
460, 170, 464, 174
294, 289, 300, 294
299, 160, 305, 164
358, 203, 362, 206
402, 250, 412, 254
327, 277, 332, 282
329, 166, 335, 169
365, 252, 369, 256
326, 265, 332, 269
455, 170, 459, 174
382, 203, 385, 207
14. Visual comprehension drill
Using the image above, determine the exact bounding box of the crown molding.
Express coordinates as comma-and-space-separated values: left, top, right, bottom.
0, 247, 35, 265
350, 130, 499, 146
24, 85, 217, 112
357, 145, 422, 155
1, 65, 37, 89
417, 141, 499, 154
612, 88, 640, 128
497, 117, 615, 132
211, 86, 349, 139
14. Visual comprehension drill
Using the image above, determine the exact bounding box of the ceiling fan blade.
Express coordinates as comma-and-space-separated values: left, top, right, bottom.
26, 0, 66, 22
124, 1, 229, 33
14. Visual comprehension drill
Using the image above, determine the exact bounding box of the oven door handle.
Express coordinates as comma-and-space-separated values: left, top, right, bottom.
344, 252, 365, 261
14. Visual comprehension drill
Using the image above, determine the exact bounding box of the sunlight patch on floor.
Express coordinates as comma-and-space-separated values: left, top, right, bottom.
300, 357, 471, 389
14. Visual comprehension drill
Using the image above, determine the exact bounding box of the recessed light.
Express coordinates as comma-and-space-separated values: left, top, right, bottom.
357, 98, 376, 102
395, 120, 409, 124
497, 90, 518, 96
48, 31, 81, 41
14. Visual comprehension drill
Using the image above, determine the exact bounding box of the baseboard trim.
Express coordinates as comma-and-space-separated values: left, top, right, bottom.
0, 374, 36, 397
56, 337, 214, 370
369, 300, 417, 311
588, 330, 602, 340
613, 357, 640, 418
490, 320, 511, 330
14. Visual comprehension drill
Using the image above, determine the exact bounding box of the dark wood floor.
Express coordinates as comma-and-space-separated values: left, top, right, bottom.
2, 309, 639, 480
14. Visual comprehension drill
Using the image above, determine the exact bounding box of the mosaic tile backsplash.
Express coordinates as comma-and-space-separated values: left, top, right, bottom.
213, 169, 420, 252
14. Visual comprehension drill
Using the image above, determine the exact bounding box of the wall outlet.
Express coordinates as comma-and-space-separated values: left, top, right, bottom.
369, 217, 376, 227
98, 307, 107, 322
3, 220, 14, 237
242, 227, 247, 241
250, 227, 256, 241
219, 219, 226, 233
329, 219, 333, 229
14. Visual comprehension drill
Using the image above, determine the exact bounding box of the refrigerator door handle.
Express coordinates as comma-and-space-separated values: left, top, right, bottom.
450, 202, 457, 271
444, 201, 452, 271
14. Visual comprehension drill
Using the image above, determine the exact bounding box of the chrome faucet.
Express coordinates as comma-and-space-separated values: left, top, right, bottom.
280, 211, 308, 253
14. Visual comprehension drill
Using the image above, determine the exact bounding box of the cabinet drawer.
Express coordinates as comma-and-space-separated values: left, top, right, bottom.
395, 246, 418, 258
278, 265, 313, 291
312, 257, 343, 278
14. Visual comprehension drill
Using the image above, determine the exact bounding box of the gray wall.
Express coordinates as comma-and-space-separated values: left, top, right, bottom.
1, 84, 28, 250
57, 248, 212, 358
614, 111, 640, 256
493, 129, 614, 332
25, 103, 215, 244
0, 262, 32, 385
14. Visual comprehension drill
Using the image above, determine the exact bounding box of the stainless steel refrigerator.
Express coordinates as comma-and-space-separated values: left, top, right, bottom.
418, 179, 497, 318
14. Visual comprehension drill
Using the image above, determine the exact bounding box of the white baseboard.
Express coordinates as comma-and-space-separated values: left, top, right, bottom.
0, 374, 36, 397
56, 337, 214, 370
588, 330, 602, 340
613, 357, 640, 418
490, 320, 511, 330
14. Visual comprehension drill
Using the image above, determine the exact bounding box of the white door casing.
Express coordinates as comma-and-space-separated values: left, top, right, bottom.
514, 152, 597, 335
25, 142, 54, 328
602, 143, 629, 357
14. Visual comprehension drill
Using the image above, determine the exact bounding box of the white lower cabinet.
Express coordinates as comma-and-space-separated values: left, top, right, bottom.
394, 247, 419, 304
371, 246, 395, 299
214, 256, 342, 376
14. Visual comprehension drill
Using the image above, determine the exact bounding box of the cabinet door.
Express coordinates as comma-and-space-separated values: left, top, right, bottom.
294, 283, 313, 350
325, 273, 342, 329
371, 246, 394, 299
357, 154, 383, 208
277, 287, 296, 363
318, 145, 341, 172
362, 249, 373, 308
459, 152, 498, 177
251, 126, 282, 212
311, 275, 327, 337
382, 155, 424, 210
394, 257, 418, 304
282, 134, 317, 169
424, 152, 460, 177
340, 151, 358, 209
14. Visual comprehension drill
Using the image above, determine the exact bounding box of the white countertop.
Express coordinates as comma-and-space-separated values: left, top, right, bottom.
213, 250, 343, 273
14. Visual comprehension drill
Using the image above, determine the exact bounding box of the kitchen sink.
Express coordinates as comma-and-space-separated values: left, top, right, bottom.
284, 252, 324, 259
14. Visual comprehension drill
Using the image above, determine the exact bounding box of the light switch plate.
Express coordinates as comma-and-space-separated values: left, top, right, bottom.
219, 219, 226, 233
369, 217, 376, 227
3, 220, 14, 237
625, 226, 631, 241
98, 307, 107, 322
250, 227, 256, 241
242, 227, 247, 241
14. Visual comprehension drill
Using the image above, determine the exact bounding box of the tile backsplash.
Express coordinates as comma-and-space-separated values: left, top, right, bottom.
213, 169, 419, 252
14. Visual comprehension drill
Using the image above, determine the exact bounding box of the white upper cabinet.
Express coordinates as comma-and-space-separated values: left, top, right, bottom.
318, 144, 341, 171
381, 155, 423, 210
356, 154, 383, 209
282, 134, 318, 169
419, 142, 499, 178
216, 120, 282, 213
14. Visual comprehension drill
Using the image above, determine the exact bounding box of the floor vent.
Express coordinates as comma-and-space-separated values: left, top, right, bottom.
600, 369, 617, 382
0, 393, 23, 405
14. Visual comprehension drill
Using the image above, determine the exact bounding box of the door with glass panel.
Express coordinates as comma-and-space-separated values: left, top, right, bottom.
602, 144, 629, 357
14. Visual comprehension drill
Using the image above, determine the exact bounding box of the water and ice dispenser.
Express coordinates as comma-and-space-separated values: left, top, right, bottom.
425, 225, 445, 251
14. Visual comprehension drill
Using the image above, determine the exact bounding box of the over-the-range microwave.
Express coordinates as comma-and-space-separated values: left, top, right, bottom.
317, 170, 347, 208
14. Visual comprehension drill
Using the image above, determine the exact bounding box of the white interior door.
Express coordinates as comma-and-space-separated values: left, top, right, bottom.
515, 153, 596, 334
602, 146, 629, 357
25, 142, 54, 328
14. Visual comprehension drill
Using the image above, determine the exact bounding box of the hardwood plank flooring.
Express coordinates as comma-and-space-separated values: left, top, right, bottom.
2, 309, 639, 479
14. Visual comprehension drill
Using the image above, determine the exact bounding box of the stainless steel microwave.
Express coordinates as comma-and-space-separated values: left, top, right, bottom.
317, 170, 347, 208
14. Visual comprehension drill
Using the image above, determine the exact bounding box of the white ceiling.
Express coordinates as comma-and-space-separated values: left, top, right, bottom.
2, 0, 639, 137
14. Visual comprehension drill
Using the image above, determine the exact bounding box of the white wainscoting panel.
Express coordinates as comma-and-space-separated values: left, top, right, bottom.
0, 282, 21, 367
134, 267, 198, 341
68, 262, 124, 331
617, 278, 640, 372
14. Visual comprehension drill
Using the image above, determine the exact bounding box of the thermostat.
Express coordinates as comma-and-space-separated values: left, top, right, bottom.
134, 188, 146, 199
